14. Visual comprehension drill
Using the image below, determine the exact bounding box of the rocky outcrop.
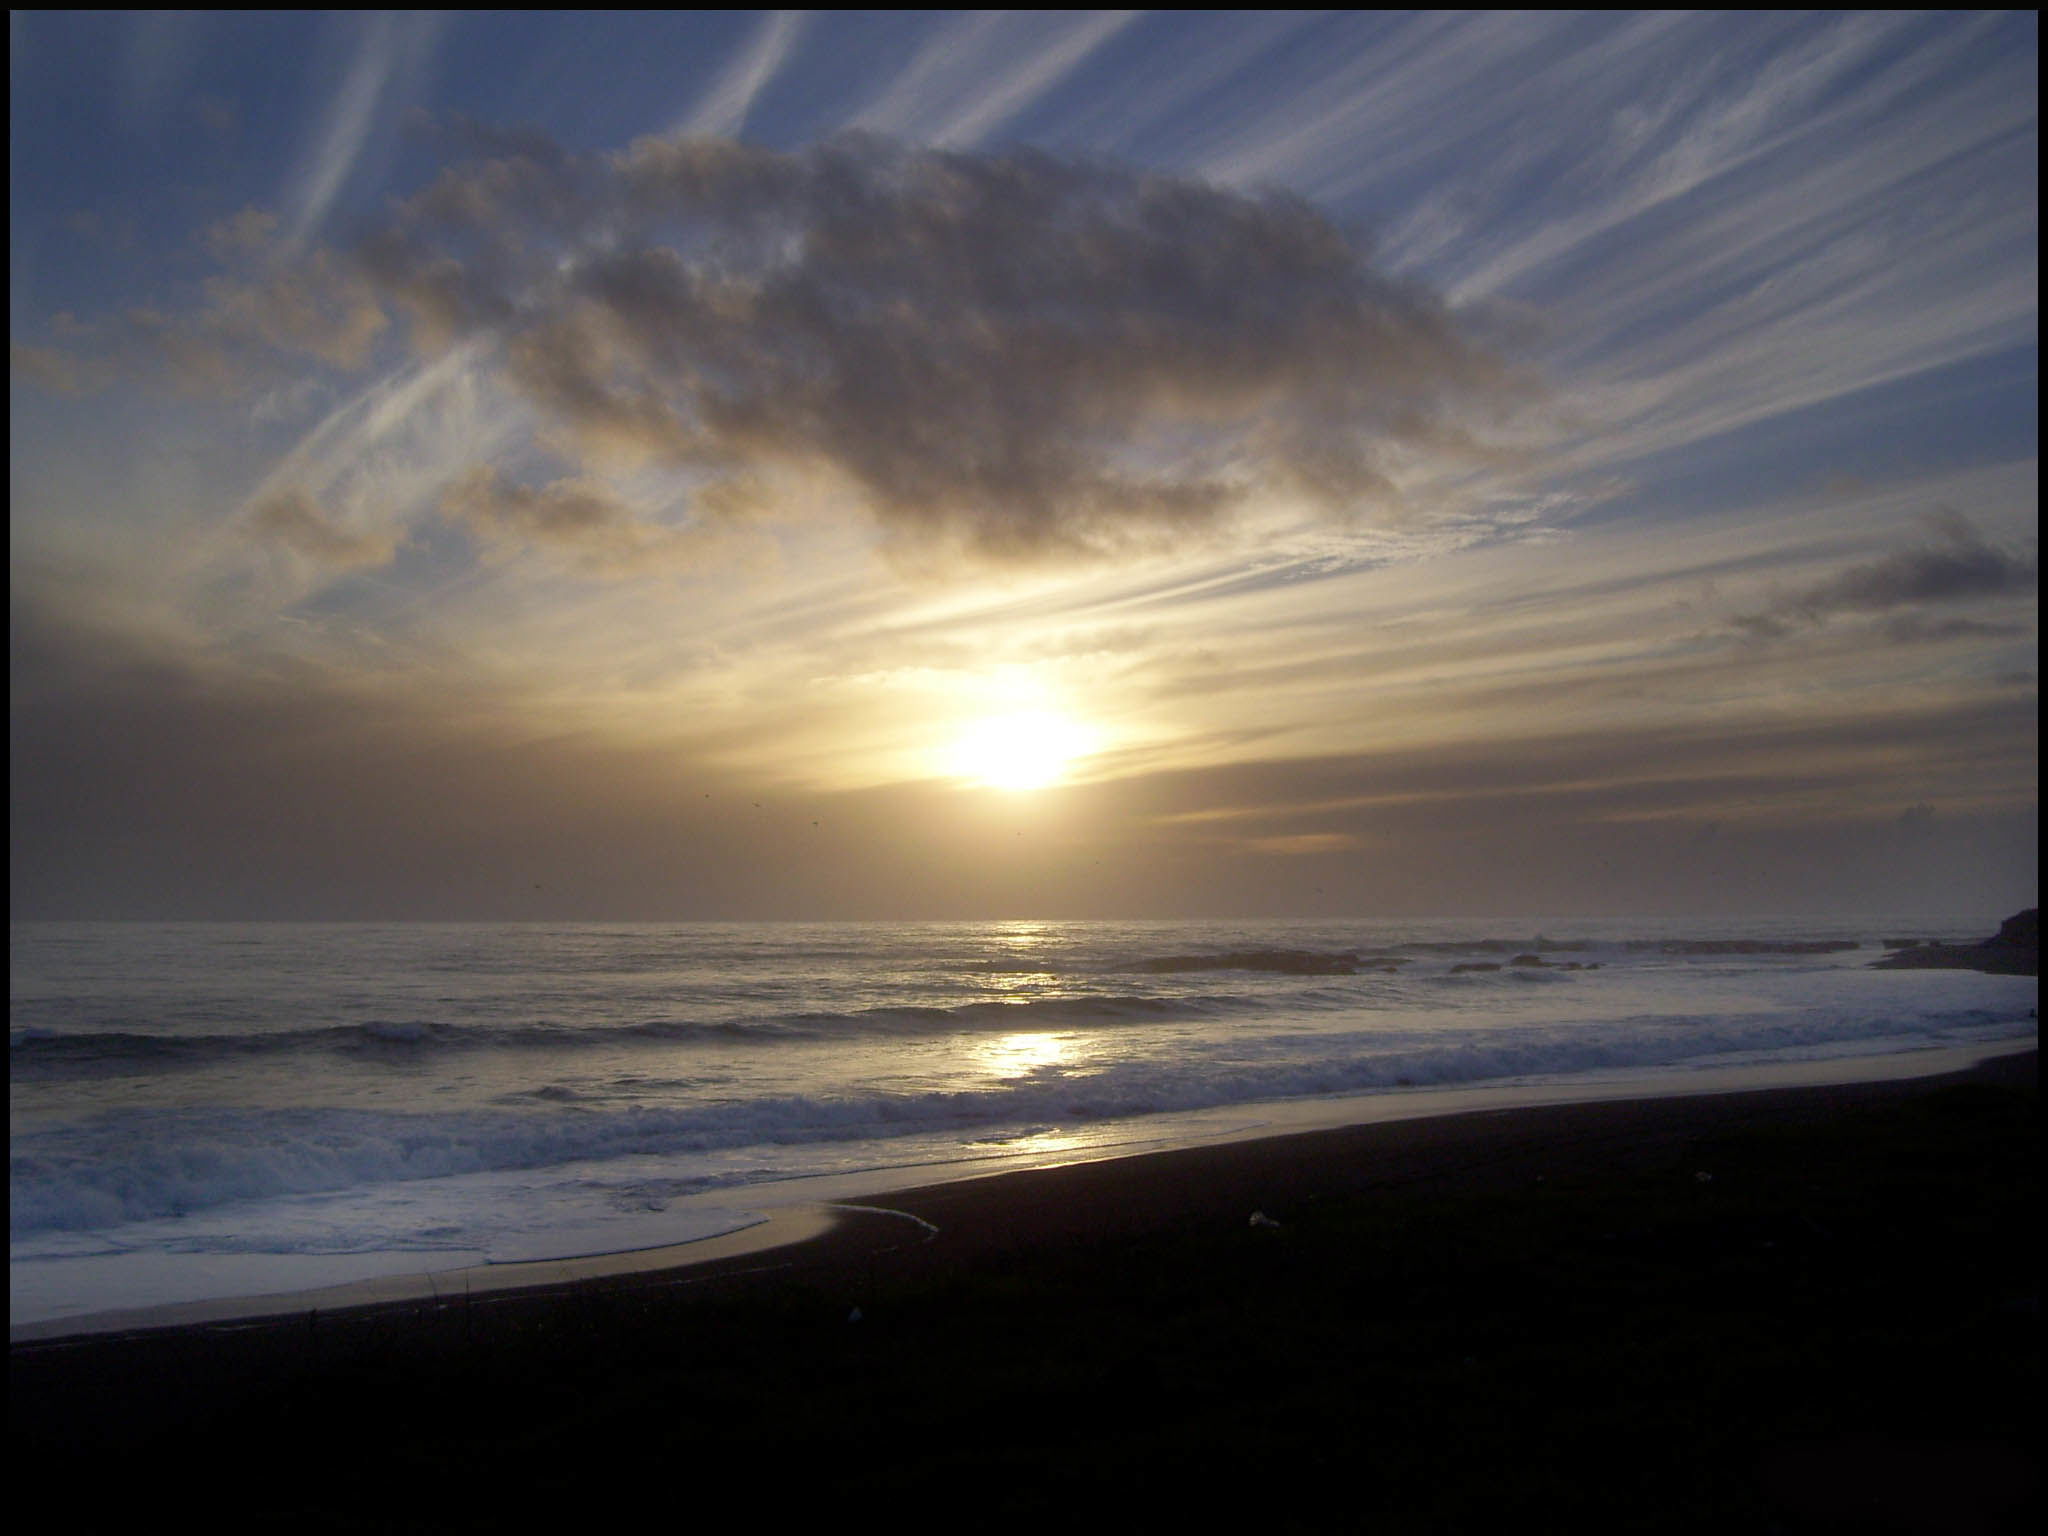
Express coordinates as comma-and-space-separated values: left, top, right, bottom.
1994, 908, 2039, 949
1869, 909, 2038, 976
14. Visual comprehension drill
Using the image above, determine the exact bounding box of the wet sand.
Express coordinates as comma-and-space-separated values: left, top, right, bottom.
12, 1048, 2036, 1531
15, 1043, 2024, 1342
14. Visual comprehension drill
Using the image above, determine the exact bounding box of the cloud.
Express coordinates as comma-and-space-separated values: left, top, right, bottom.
196, 248, 390, 370
202, 206, 281, 262
16, 130, 1529, 572
1875, 612, 2028, 645
116, 11, 204, 133
669, 10, 808, 140
15, 242, 390, 396
10, 341, 97, 396
1238, 832, 1362, 856
1132, 692, 2040, 845
1795, 510, 2033, 612
248, 490, 401, 571
283, 11, 442, 252
353, 132, 1526, 565
1729, 510, 2036, 642
439, 467, 716, 573
12, 548, 2035, 921
851, 11, 1143, 148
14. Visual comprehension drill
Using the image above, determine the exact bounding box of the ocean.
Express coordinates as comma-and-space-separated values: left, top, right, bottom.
11, 916, 2036, 1330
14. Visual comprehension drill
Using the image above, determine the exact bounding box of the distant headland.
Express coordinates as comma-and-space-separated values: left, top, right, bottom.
1870, 908, 2038, 976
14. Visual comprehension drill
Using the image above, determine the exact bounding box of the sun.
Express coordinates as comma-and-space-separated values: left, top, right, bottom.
944, 710, 1096, 790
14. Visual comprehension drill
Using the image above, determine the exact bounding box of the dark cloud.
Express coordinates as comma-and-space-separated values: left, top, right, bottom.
1800, 509, 2033, 612
439, 467, 710, 572
248, 490, 400, 570
1876, 612, 2028, 645
15, 130, 1526, 567
1730, 510, 2036, 644
359, 132, 1525, 563
1127, 699, 2040, 839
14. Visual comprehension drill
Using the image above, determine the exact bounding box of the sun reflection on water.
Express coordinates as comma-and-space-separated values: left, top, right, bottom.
975, 1030, 1073, 1079
981, 968, 1057, 995
968, 1126, 1089, 1158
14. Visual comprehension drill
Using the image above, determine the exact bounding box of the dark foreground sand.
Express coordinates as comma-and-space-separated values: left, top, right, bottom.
13, 1053, 2037, 1533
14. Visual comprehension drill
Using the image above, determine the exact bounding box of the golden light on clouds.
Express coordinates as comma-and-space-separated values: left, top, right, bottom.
8, 14, 2037, 922
944, 710, 1098, 791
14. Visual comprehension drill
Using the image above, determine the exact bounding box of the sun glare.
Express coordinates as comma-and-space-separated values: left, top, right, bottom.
945, 710, 1095, 790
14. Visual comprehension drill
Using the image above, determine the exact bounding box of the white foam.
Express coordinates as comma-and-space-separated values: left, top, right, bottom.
13, 988, 2034, 1238
11, 917, 2034, 1335
12, 1038, 2031, 1337
10, 1170, 765, 1330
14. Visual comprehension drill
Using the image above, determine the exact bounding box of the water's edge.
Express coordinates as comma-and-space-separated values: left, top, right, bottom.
15, 1038, 2029, 1345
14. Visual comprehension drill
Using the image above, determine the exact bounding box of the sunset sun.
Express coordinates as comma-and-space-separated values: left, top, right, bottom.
944, 710, 1096, 790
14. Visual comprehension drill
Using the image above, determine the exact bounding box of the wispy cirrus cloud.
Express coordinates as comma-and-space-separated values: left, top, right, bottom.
667, 10, 809, 140
247, 488, 403, 572
1180, 12, 2034, 489
850, 11, 1142, 148
439, 465, 729, 574
7, 13, 2034, 921
116, 11, 206, 133
283, 11, 444, 254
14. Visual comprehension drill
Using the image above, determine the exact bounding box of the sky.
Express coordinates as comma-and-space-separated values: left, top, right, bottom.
9, 10, 2039, 922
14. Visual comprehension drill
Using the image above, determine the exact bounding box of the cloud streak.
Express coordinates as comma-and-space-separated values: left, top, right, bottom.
668, 10, 808, 140
1730, 510, 2036, 642
284, 11, 442, 253
439, 465, 720, 574
7, 14, 2033, 920
248, 489, 402, 571
850, 11, 1142, 147
1175, 13, 2033, 487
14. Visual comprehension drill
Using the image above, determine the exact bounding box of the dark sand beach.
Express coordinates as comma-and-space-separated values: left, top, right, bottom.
14, 1051, 2037, 1533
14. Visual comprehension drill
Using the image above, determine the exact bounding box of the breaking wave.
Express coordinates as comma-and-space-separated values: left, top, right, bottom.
12, 999, 2028, 1238
9, 990, 1280, 1078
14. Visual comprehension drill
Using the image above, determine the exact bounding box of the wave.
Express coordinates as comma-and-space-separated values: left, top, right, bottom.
1120, 932, 1876, 968
7, 990, 1287, 1078
1129, 948, 1393, 976
1619, 939, 1862, 955
11, 928, 1912, 1080
11, 1002, 2030, 1239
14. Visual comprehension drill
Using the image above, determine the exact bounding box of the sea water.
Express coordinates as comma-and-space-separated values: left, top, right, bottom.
10, 917, 2036, 1329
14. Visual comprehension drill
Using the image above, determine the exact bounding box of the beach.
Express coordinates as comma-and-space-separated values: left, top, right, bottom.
12, 13, 2039, 1529
13, 1047, 2036, 1532
15, 915, 2037, 1333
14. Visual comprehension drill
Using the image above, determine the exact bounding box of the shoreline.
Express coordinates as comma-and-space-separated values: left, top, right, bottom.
13, 1037, 2035, 1346
12, 1045, 2035, 1530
